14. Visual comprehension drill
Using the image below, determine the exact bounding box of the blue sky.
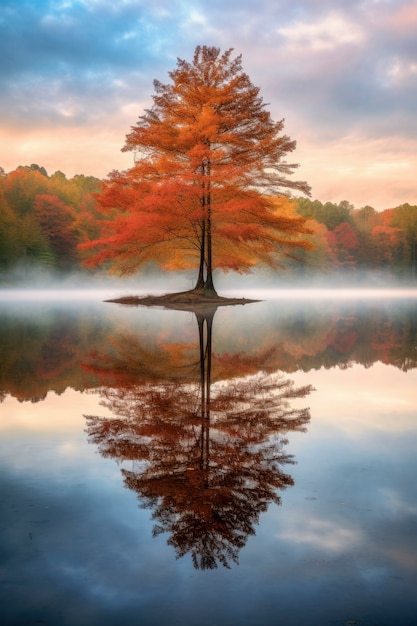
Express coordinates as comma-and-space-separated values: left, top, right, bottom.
1, 0, 416, 209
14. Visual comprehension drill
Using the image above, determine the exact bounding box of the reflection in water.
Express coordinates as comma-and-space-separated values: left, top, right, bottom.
85, 307, 313, 569
0, 296, 416, 403
1, 294, 417, 625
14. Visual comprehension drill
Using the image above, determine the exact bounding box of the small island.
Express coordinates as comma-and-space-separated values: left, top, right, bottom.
106, 289, 259, 310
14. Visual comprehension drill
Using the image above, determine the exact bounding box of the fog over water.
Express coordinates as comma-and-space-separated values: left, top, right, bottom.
1, 262, 417, 301
1, 285, 417, 303
223, 287, 417, 300
1, 271, 416, 626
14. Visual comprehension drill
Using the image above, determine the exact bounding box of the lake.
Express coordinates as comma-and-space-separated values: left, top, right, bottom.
1, 288, 416, 626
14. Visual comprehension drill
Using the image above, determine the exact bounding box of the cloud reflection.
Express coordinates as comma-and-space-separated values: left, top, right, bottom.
279, 517, 363, 553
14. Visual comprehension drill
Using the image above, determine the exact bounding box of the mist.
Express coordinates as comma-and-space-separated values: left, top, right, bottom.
1, 262, 416, 303
0, 263, 190, 301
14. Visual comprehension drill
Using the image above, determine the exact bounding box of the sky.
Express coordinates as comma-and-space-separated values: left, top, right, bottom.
1, 0, 416, 210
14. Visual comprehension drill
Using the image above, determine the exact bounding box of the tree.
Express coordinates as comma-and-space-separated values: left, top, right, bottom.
352, 205, 378, 233
390, 203, 417, 278
0, 179, 53, 269
296, 198, 353, 231
0, 166, 102, 272
85, 307, 312, 568
81, 46, 312, 295
33, 194, 79, 268
370, 225, 407, 272
2, 167, 49, 216
27, 163, 48, 177
326, 221, 359, 269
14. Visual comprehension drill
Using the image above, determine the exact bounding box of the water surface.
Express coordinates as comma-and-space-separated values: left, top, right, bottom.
1, 289, 416, 625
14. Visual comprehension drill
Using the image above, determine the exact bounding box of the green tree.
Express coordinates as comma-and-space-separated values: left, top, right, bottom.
0, 195, 21, 269
390, 203, 417, 277
0, 166, 102, 272
296, 198, 353, 231
0, 180, 53, 270
2, 167, 49, 216
352, 205, 378, 233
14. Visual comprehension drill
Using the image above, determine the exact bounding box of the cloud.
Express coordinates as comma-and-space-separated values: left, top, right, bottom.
292, 131, 417, 208
0, 0, 416, 207
279, 516, 364, 553
277, 13, 365, 51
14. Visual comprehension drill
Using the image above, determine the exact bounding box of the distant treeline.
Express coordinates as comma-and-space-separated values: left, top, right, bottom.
0, 164, 102, 274
293, 198, 417, 280
1, 164, 416, 280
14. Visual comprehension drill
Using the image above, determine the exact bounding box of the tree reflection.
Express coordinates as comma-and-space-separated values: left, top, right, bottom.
1, 300, 416, 402
85, 307, 313, 569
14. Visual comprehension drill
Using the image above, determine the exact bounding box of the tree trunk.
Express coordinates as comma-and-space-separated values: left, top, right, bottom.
203, 158, 217, 295
193, 156, 217, 295
194, 220, 206, 290
196, 311, 214, 479
204, 218, 216, 294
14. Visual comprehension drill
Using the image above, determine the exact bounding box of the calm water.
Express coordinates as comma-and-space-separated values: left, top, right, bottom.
1, 289, 417, 626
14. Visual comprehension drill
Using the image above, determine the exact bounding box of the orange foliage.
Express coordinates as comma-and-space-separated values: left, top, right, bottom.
370, 225, 406, 267
81, 46, 312, 289
34, 194, 78, 264
84, 309, 313, 569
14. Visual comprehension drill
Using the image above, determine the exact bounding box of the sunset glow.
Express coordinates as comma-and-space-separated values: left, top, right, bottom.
1, 0, 416, 210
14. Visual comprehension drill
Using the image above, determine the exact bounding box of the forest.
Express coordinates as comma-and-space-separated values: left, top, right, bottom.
1, 162, 416, 283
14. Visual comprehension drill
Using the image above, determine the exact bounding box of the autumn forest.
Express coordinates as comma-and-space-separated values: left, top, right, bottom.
1, 47, 417, 287
2, 40, 417, 625
1, 162, 416, 283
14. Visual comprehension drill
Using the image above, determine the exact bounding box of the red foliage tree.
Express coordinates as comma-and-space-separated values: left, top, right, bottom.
326, 221, 359, 269
370, 225, 407, 269
34, 194, 78, 267
81, 46, 312, 294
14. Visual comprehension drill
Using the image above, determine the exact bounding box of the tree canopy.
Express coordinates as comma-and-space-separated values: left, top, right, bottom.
81, 46, 312, 294
0, 165, 102, 273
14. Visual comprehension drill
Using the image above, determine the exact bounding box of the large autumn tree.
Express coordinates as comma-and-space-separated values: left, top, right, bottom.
82, 46, 312, 295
